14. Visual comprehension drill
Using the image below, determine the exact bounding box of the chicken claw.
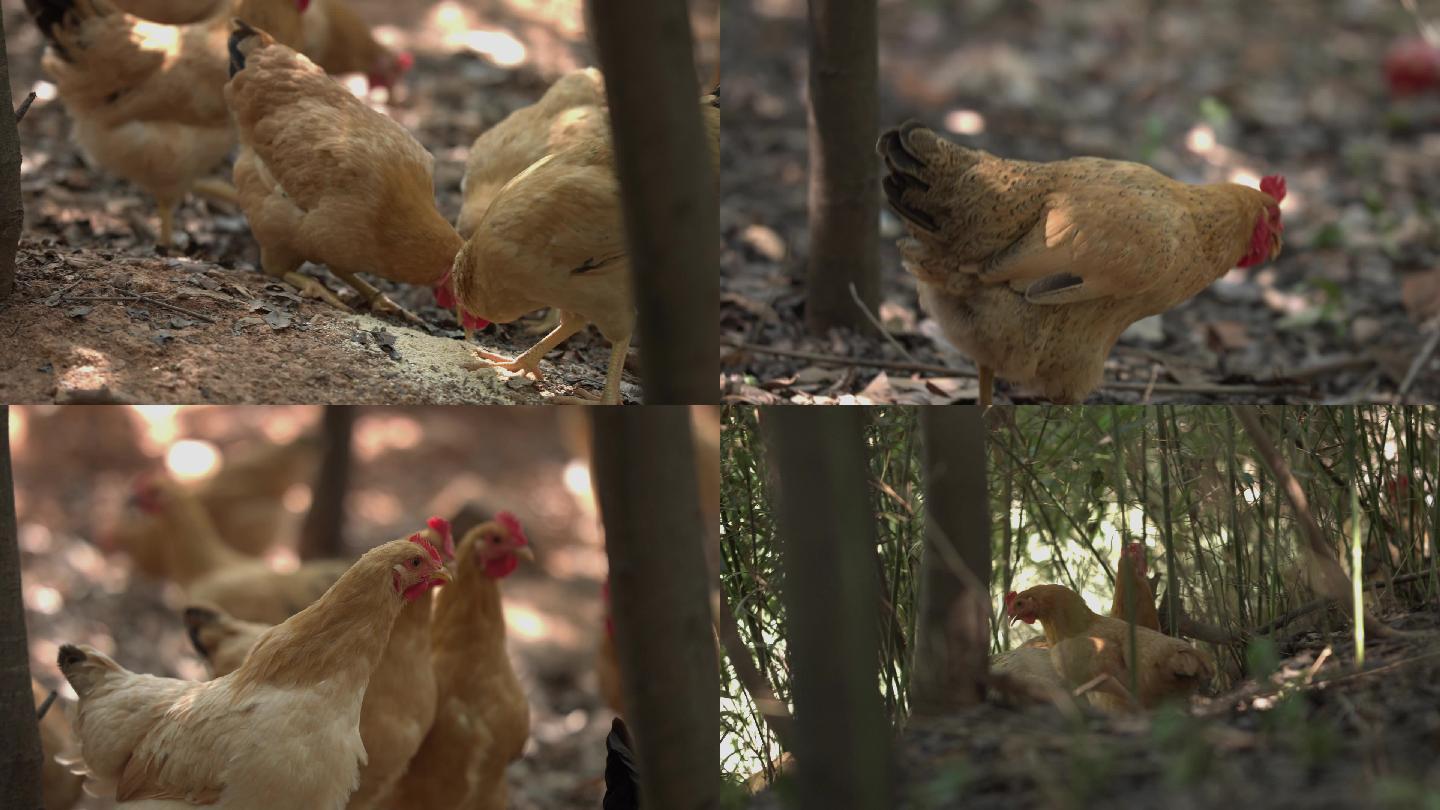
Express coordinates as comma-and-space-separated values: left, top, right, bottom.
465, 349, 545, 380
282, 272, 353, 312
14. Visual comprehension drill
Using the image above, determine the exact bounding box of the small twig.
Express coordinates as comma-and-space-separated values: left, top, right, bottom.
721, 338, 1309, 397
847, 282, 920, 365
1141, 363, 1160, 404
14, 91, 37, 124
1398, 317, 1440, 396
67, 291, 217, 323
36, 690, 57, 721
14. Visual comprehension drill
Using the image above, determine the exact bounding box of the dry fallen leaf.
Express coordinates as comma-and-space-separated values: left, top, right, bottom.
1400, 268, 1440, 325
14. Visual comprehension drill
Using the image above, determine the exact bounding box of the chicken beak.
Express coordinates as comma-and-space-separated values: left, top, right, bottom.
514, 546, 536, 562
429, 567, 453, 586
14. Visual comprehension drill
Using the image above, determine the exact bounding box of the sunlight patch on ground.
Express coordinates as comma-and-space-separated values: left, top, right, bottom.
355, 488, 405, 525
129, 405, 182, 455
355, 414, 425, 462
944, 108, 986, 136
166, 439, 220, 481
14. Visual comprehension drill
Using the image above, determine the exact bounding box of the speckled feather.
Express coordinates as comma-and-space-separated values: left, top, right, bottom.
879, 123, 1281, 402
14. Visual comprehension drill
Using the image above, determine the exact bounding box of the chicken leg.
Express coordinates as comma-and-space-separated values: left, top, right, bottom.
192, 178, 240, 206
155, 196, 177, 248
551, 334, 630, 405
331, 269, 429, 328
260, 247, 353, 312
979, 365, 994, 408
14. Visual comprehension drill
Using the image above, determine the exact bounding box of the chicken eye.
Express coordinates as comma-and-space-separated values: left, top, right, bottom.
410, 557, 421, 567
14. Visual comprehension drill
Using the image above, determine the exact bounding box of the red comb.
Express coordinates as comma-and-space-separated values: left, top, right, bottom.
1004, 590, 1018, 606
396, 52, 415, 72
409, 533, 442, 565
1260, 175, 1286, 203
427, 517, 454, 561
297, 0, 310, 10
496, 511, 527, 546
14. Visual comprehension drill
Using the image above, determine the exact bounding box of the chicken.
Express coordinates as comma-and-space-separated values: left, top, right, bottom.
1109, 542, 1160, 631
1004, 584, 1212, 710
988, 639, 1065, 703
226, 21, 462, 323
596, 578, 624, 713
603, 718, 640, 810
108, 434, 320, 578
451, 68, 607, 241
877, 122, 1286, 405
441, 67, 606, 339
132, 471, 350, 622
183, 603, 269, 675
300, 0, 411, 92
1385, 37, 1440, 96
183, 517, 456, 810
109, 0, 224, 24
56, 533, 449, 808
452, 91, 720, 404
25, 0, 241, 247
392, 512, 534, 810
34, 680, 84, 810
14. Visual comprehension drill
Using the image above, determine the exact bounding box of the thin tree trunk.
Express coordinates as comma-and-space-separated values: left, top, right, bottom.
591, 407, 717, 810
0, 12, 24, 302
587, 3, 719, 404
805, 0, 879, 334
909, 406, 990, 718
763, 408, 891, 810
298, 406, 353, 560
1, 407, 44, 808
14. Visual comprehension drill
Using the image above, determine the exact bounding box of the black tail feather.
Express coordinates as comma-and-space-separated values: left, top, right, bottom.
183, 606, 219, 658
57, 644, 87, 670
228, 18, 259, 78
602, 718, 640, 810
24, 0, 79, 61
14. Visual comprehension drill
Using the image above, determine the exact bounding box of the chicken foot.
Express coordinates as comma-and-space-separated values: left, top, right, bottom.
467, 312, 586, 381
331, 269, 430, 329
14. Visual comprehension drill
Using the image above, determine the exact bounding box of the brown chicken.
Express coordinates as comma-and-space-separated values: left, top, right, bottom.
301, 0, 411, 91
108, 434, 320, 578
56, 534, 448, 807
109, 0, 224, 24
132, 472, 350, 622
1005, 584, 1211, 710
393, 512, 533, 810
452, 68, 607, 241
184, 516, 456, 810
226, 21, 461, 323
26, 0, 242, 246
877, 122, 1286, 404
452, 91, 720, 404
33, 680, 84, 810
1110, 542, 1160, 630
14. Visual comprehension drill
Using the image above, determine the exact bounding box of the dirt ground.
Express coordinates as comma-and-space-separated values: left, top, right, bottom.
720, 0, 1440, 404
0, 0, 719, 404
745, 601, 1440, 809
13, 405, 619, 810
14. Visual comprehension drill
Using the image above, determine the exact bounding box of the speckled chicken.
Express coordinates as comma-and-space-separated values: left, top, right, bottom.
878, 122, 1286, 404
452, 91, 720, 404
226, 21, 461, 323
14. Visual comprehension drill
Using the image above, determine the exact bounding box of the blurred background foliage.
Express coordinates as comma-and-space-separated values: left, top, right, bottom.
720, 405, 1440, 790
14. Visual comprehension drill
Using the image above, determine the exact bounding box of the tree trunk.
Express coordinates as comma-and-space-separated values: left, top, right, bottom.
587, 3, 719, 404
762, 408, 891, 810
298, 405, 353, 560
0, 12, 24, 302
804, 0, 879, 334
1, 407, 44, 808
591, 407, 717, 810
909, 406, 990, 718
